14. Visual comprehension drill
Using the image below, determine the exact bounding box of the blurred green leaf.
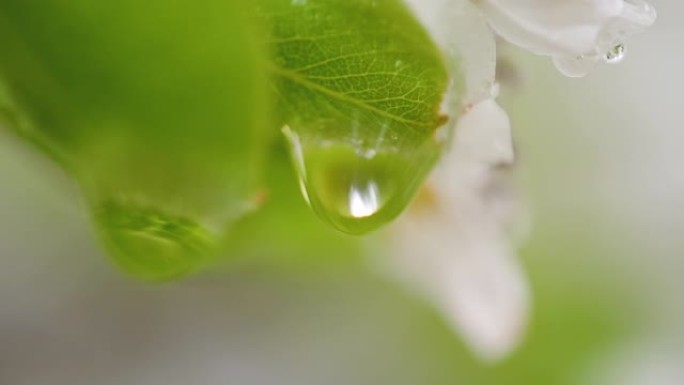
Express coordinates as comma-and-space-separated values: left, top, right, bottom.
0, 1, 270, 280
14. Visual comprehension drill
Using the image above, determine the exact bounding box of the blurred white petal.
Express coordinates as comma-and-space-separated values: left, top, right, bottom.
476, 0, 657, 77
379, 99, 531, 362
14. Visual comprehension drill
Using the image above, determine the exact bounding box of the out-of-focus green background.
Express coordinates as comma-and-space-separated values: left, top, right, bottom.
1, 1, 682, 384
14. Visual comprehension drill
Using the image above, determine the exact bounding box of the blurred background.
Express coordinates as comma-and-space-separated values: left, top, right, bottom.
1, 1, 682, 384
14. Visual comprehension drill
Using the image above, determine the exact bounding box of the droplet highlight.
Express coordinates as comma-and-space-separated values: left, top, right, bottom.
349, 181, 380, 218
604, 44, 626, 64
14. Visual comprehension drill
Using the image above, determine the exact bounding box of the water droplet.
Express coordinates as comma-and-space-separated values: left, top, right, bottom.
552, 54, 600, 78
283, 125, 438, 235
604, 44, 626, 64
94, 200, 217, 281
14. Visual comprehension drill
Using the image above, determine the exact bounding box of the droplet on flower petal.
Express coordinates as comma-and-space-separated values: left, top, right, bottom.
283, 125, 438, 235
605, 44, 626, 64
552, 54, 601, 78
476, 0, 656, 77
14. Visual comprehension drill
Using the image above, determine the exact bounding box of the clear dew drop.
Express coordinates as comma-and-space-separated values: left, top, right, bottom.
604, 44, 626, 64
283, 125, 437, 235
552, 54, 600, 78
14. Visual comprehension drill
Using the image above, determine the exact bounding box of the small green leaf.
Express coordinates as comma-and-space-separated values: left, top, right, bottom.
258, 0, 451, 234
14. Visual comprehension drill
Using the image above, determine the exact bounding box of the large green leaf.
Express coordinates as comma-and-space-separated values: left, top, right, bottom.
0, 0, 454, 279
0, 1, 269, 281
258, 0, 451, 235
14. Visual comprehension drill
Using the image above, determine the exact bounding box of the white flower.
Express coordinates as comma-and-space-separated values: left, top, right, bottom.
381, 0, 531, 362
478, 0, 657, 77
379, 99, 530, 362
410, 0, 657, 78
384, 0, 655, 362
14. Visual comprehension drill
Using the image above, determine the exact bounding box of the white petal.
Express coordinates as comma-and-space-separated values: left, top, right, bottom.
378, 99, 530, 361
385, 216, 530, 361
405, 0, 498, 105
477, 0, 657, 77
443, 99, 514, 171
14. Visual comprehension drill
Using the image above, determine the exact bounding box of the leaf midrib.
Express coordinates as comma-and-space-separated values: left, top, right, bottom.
270, 64, 435, 129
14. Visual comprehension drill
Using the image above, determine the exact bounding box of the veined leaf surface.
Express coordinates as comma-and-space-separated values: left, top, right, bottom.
259, 0, 452, 234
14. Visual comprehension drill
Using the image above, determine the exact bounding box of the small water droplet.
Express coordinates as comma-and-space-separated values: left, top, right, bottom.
552, 54, 600, 78
605, 44, 626, 64
94, 200, 217, 281
283, 126, 438, 235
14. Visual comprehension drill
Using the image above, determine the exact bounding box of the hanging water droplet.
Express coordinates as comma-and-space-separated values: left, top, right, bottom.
604, 44, 626, 64
283, 125, 439, 235
552, 54, 600, 78
94, 200, 218, 281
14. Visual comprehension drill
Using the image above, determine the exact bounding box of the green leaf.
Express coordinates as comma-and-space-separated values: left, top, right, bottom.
220, 142, 364, 274
257, 0, 451, 234
0, 1, 270, 281
0, 0, 454, 279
